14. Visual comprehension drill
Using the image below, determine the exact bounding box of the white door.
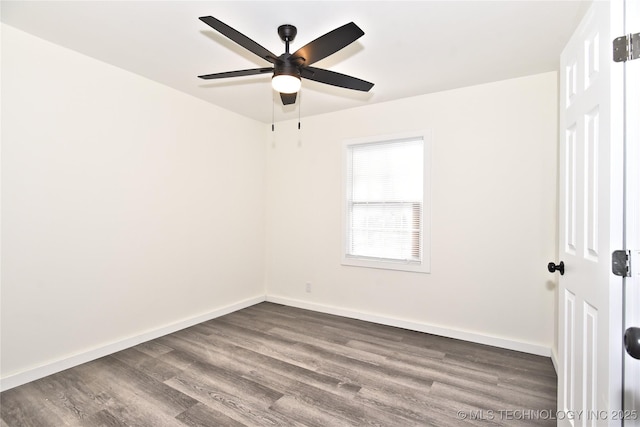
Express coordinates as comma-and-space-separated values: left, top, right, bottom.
623, 0, 640, 423
557, 1, 625, 426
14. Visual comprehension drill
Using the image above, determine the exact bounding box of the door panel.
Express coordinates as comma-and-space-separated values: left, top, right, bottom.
563, 289, 576, 414
558, 1, 624, 425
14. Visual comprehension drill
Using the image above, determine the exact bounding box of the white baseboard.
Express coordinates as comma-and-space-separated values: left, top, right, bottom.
0, 295, 266, 392
266, 295, 552, 357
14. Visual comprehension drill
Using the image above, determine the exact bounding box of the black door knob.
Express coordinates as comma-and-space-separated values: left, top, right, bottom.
625, 327, 640, 360
548, 261, 565, 275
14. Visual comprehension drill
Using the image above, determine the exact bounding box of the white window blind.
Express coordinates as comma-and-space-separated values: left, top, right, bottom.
345, 137, 424, 265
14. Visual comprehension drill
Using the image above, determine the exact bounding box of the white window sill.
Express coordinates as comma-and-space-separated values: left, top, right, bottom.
341, 256, 430, 273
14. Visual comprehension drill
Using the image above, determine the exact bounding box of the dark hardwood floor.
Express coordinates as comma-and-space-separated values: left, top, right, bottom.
1, 302, 557, 426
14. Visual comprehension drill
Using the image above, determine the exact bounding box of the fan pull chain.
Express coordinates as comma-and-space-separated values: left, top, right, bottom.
298, 90, 301, 130
271, 90, 275, 132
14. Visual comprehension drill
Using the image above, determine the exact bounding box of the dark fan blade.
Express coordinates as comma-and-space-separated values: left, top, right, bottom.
302, 67, 374, 91
291, 22, 364, 66
280, 92, 297, 105
198, 67, 273, 80
200, 16, 277, 63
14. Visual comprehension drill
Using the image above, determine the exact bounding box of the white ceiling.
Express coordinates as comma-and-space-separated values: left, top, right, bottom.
1, 1, 589, 124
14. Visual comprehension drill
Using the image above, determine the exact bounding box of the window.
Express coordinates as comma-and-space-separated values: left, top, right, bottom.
342, 131, 431, 273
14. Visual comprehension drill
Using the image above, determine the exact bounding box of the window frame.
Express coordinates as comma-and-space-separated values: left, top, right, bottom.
341, 130, 432, 274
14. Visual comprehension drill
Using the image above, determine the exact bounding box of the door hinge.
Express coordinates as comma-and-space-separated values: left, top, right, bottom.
613, 33, 640, 62
612, 250, 631, 276
612, 250, 640, 277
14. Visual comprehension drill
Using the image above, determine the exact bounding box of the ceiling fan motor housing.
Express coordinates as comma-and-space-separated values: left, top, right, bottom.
274, 58, 301, 79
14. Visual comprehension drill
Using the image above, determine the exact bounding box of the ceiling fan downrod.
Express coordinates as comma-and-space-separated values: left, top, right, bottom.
277, 25, 297, 54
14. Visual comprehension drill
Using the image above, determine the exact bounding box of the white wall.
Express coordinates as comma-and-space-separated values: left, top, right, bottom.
265, 72, 558, 354
1, 25, 267, 385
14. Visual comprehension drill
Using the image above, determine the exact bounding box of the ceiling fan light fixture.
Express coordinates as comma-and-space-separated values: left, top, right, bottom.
272, 74, 301, 94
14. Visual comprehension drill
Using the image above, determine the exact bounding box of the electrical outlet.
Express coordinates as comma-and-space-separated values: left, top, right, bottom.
305, 282, 311, 293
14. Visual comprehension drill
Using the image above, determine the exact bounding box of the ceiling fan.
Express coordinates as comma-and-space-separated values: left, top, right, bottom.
197, 16, 374, 105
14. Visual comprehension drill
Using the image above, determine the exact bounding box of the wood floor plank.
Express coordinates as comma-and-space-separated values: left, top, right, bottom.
166, 373, 302, 427
89, 357, 198, 417
241, 363, 418, 427
0, 384, 67, 427
94, 392, 187, 427
132, 340, 174, 358
177, 360, 284, 409
354, 385, 499, 427
268, 326, 390, 365
430, 382, 555, 427
26, 371, 107, 425
82, 409, 129, 427
204, 320, 336, 373
175, 402, 246, 427
163, 334, 362, 401
498, 376, 557, 403
1, 302, 557, 426
268, 395, 354, 427
110, 347, 184, 383
345, 338, 498, 386
68, 359, 195, 427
